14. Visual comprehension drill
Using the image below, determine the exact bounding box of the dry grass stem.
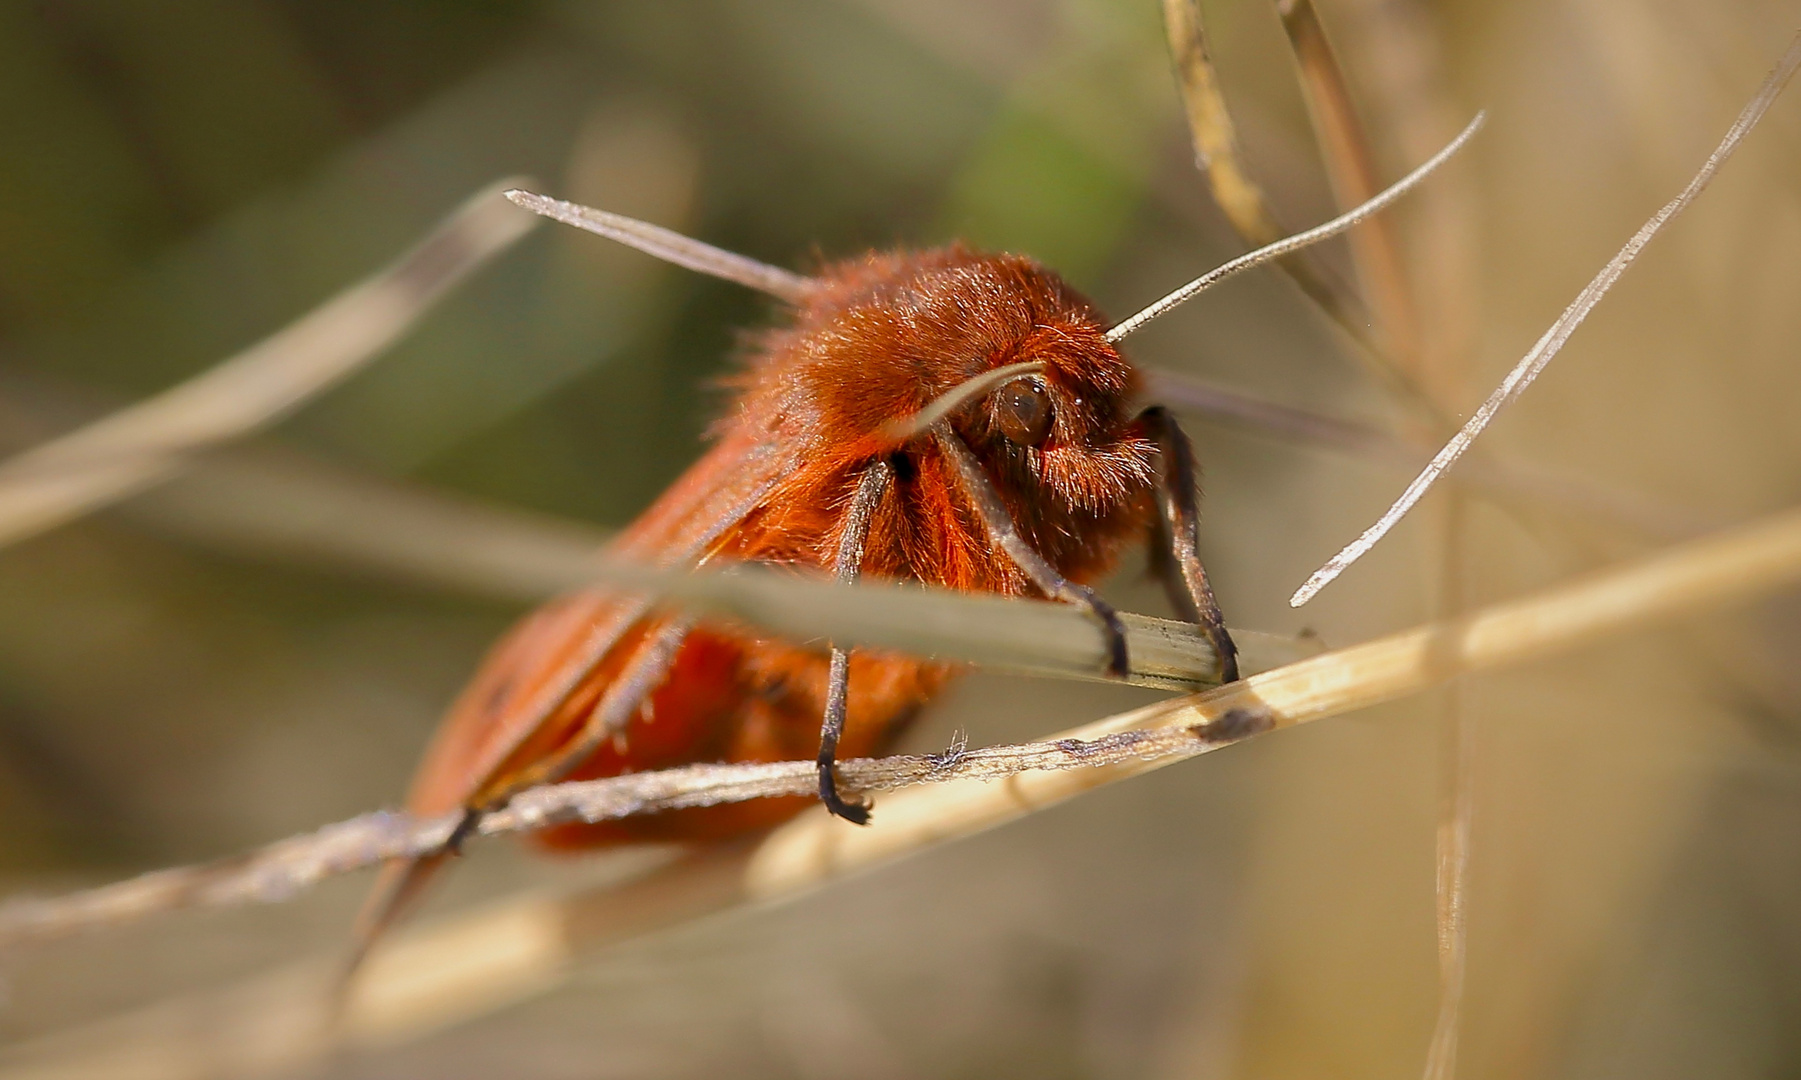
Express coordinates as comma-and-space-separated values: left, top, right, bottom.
1291, 32, 1801, 607
8, 497, 1801, 954
0, 181, 536, 551
1159, 0, 1448, 417
1424, 693, 1475, 1080
0, 380, 619, 605
125, 445, 616, 605
744, 499, 1801, 893
1160, 0, 1285, 247
0, 714, 1268, 948
0, 851, 756, 1077
1424, 495, 1477, 1080
6, 499, 1800, 1077
1159, 0, 1379, 368
1275, 0, 1423, 375
1269, 8, 1494, 1065
430, 549, 1260, 691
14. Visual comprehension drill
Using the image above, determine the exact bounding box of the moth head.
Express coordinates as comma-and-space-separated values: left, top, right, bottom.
882, 312, 1156, 521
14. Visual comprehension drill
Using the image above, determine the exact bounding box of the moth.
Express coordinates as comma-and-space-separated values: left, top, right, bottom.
345, 122, 1474, 975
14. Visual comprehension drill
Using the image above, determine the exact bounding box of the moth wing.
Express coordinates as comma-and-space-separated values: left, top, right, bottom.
404, 426, 789, 818
345, 428, 790, 981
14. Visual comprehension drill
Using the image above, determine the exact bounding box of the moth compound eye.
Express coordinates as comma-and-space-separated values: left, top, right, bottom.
995, 377, 1054, 447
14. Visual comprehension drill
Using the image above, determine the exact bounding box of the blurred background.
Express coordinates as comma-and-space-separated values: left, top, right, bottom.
0, 0, 1799, 1077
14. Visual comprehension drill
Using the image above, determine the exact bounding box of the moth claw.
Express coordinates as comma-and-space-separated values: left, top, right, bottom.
818, 763, 872, 825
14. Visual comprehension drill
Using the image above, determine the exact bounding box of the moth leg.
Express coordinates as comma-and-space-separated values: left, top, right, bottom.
818, 648, 862, 823
1137, 406, 1239, 682
818, 459, 895, 825
442, 807, 484, 855
932, 426, 1130, 678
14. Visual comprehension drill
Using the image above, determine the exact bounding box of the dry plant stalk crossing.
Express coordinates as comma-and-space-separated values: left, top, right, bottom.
5, 495, 1801, 947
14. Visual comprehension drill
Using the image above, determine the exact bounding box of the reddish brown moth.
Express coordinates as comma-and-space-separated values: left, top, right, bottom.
344, 115, 1483, 979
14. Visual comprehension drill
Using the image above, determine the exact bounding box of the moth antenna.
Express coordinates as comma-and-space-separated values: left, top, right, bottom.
1106, 112, 1485, 343
880, 361, 1048, 441
504, 189, 817, 302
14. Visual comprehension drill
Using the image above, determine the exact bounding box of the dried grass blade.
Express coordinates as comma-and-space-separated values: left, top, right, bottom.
1162, 0, 1284, 246
126, 445, 615, 604
1160, 0, 1420, 404
750, 498, 1801, 893
1276, 0, 1422, 371
8, 498, 1801, 948
0, 181, 536, 551
527, 552, 1242, 689
1291, 33, 1801, 607
3, 500, 1801, 1076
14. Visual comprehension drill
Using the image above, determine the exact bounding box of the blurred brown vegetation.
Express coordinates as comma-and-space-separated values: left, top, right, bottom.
0, 1, 1799, 1077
